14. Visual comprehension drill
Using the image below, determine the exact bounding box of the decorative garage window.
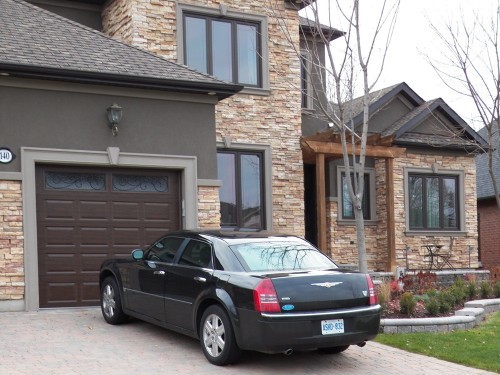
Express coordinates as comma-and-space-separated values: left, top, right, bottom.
45, 172, 105, 191
112, 175, 169, 193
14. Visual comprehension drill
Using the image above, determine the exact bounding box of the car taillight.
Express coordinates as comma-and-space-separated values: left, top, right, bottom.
253, 279, 281, 313
366, 274, 378, 305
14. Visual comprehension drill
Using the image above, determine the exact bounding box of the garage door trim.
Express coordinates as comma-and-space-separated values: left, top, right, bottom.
21, 146, 198, 311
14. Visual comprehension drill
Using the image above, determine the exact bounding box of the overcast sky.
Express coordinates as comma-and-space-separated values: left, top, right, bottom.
302, 0, 498, 130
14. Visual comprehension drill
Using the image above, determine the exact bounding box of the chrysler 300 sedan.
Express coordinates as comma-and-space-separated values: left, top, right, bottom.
99, 230, 381, 366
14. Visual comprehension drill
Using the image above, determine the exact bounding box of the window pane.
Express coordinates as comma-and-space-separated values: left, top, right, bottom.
45, 172, 105, 191
342, 174, 354, 219
112, 175, 168, 192
185, 17, 207, 73
241, 154, 262, 228
301, 54, 308, 108
217, 153, 237, 226
212, 21, 232, 82
443, 177, 458, 228
426, 177, 440, 228
237, 24, 258, 85
409, 176, 423, 228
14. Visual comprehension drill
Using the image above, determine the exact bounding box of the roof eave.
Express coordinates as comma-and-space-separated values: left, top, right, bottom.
0, 63, 243, 101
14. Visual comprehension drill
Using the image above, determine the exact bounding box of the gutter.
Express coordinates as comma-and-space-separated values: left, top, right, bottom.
0, 63, 243, 101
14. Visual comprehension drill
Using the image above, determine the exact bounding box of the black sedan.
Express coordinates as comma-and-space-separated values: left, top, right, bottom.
99, 230, 381, 366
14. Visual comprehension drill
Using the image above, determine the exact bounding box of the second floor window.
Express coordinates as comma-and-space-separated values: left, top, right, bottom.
184, 14, 261, 87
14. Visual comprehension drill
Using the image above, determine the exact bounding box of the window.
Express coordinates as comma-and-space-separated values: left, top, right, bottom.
217, 150, 265, 229
300, 53, 312, 109
147, 237, 186, 263
337, 168, 375, 221
179, 240, 213, 268
183, 13, 261, 87
408, 174, 459, 230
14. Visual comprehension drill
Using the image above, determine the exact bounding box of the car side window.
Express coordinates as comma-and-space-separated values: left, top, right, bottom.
146, 237, 185, 263
178, 240, 213, 269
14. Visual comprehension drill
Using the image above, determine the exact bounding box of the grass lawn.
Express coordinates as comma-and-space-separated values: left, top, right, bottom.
375, 312, 500, 373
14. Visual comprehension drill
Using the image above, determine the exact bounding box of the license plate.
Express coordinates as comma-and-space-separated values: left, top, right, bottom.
321, 319, 344, 335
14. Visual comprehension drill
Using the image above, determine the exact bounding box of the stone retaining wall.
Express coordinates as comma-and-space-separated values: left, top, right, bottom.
380, 299, 500, 334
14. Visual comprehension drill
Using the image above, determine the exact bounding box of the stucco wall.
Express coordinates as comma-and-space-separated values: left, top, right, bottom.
103, 0, 305, 234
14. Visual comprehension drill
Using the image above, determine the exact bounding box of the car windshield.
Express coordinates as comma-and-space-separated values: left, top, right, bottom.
229, 241, 336, 272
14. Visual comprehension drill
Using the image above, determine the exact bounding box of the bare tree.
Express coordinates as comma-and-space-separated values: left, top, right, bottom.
266, 0, 400, 272
426, 3, 500, 208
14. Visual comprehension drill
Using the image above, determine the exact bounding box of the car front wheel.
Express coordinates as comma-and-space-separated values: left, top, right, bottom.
101, 277, 127, 325
200, 305, 241, 366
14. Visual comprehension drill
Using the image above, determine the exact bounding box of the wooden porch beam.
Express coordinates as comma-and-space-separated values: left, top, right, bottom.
303, 140, 406, 158
315, 153, 327, 253
386, 158, 397, 272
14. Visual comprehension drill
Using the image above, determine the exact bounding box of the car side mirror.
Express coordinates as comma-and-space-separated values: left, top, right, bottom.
131, 249, 144, 261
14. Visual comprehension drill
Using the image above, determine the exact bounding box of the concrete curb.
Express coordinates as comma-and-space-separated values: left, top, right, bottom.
380, 298, 500, 333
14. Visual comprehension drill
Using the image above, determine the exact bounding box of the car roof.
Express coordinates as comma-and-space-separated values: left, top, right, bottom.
165, 229, 302, 243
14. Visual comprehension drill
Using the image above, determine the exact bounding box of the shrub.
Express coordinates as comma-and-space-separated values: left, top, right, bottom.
425, 296, 440, 316
438, 291, 453, 314
466, 281, 478, 300
377, 282, 391, 313
480, 280, 493, 299
399, 292, 417, 316
494, 281, 500, 298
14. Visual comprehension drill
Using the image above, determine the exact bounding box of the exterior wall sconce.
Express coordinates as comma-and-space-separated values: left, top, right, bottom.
107, 103, 123, 136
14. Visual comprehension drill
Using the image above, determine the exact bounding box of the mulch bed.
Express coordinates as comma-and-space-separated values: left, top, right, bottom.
381, 299, 461, 319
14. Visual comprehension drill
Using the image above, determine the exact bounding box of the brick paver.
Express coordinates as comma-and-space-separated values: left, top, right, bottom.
0, 308, 495, 375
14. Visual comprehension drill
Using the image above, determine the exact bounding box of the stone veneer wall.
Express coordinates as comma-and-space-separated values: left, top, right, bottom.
197, 185, 221, 228
102, 0, 305, 235
0, 180, 24, 302
327, 151, 478, 272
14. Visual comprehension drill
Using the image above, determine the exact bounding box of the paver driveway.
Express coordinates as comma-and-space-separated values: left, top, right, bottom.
0, 308, 495, 375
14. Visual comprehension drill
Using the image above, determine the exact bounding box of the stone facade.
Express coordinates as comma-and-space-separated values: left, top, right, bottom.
328, 151, 478, 271
103, 0, 305, 235
197, 185, 221, 228
0, 180, 24, 302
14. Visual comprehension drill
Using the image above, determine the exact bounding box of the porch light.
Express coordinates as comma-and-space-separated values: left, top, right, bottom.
107, 103, 123, 136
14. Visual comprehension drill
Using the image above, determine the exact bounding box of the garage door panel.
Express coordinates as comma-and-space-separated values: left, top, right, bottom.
37, 165, 181, 308
80, 201, 108, 220
144, 202, 175, 220
112, 202, 140, 220
44, 227, 76, 246
80, 227, 109, 245
44, 200, 76, 219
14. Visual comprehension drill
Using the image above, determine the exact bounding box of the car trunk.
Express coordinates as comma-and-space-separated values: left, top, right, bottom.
269, 270, 370, 311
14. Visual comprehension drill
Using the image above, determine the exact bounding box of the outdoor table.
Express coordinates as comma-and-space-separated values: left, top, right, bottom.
422, 244, 456, 271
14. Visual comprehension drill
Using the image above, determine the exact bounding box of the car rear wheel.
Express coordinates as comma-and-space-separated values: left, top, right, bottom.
200, 305, 241, 366
318, 345, 350, 354
101, 277, 127, 325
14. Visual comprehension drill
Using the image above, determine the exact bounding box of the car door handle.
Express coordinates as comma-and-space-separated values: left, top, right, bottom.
194, 276, 206, 283
154, 271, 165, 276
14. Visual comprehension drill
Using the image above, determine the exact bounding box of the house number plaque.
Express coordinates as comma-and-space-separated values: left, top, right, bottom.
0, 148, 15, 164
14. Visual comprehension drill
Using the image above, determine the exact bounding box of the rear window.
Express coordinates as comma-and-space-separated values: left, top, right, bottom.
229, 241, 337, 272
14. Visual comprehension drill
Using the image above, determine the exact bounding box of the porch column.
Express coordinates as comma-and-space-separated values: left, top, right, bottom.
386, 157, 397, 271
316, 153, 327, 252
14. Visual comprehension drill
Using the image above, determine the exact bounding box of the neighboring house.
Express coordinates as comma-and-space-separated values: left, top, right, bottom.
475, 126, 500, 275
0, 0, 316, 311
301, 82, 486, 272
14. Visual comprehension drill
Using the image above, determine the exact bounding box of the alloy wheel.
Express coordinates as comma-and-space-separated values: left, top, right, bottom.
202, 313, 226, 358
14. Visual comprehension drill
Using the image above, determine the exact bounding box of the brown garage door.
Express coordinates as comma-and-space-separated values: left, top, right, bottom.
36, 165, 181, 308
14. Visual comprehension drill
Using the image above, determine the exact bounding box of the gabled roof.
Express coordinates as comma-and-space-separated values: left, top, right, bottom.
299, 16, 344, 42
476, 126, 500, 199
327, 82, 486, 152
0, 0, 242, 100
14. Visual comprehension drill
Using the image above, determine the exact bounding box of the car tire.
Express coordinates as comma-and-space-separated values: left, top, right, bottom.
200, 305, 241, 366
101, 277, 128, 325
317, 345, 350, 354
